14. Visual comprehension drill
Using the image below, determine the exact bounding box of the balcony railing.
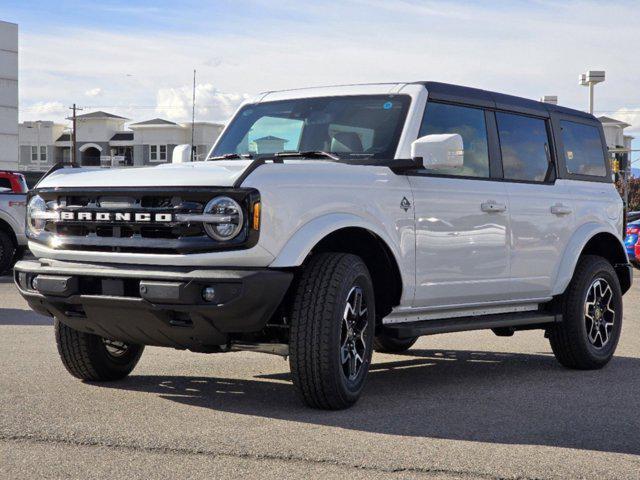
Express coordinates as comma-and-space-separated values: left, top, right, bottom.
100, 156, 132, 168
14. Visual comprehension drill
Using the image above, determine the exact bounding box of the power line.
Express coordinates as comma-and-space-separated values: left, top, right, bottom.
21, 105, 192, 109
596, 110, 640, 113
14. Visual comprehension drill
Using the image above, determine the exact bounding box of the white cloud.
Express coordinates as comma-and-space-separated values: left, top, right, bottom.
611, 108, 640, 136
156, 84, 251, 122
21, 101, 68, 122
84, 87, 103, 97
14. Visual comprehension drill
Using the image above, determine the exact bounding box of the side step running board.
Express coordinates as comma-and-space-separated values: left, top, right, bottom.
383, 311, 562, 339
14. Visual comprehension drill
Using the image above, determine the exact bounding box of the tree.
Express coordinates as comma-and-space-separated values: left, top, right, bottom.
627, 177, 640, 211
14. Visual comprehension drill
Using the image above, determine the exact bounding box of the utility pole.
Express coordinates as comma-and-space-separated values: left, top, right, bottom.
191, 69, 196, 162
69, 103, 82, 166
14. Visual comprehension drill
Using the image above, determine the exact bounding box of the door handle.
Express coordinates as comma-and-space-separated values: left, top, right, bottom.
550, 203, 572, 215
481, 201, 507, 213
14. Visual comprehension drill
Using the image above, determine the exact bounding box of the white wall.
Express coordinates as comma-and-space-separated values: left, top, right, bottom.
185, 123, 224, 145
76, 117, 126, 142
602, 124, 625, 149
0, 21, 18, 170
20, 121, 66, 144
182, 122, 224, 159
129, 126, 187, 145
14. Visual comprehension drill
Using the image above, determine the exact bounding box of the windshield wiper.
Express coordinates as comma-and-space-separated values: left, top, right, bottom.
208, 153, 254, 161
273, 151, 340, 161
210, 151, 340, 162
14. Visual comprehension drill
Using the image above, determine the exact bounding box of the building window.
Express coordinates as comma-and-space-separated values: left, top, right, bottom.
40, 146, 47, 162
31, 146, 38, 162
149, 145, 167, 162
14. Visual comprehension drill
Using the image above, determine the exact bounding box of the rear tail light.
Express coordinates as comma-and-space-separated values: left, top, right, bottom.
635, 243, 640, 258
627, 227, 640, 235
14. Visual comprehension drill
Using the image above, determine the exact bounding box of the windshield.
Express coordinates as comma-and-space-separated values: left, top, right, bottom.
211, 95, 411, 160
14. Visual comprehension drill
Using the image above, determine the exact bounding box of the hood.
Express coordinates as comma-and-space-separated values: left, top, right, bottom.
36, 160, 254, 189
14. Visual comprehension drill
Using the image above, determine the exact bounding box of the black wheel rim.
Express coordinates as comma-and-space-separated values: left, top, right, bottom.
340, 286, 369, 382
584, 278, 616, 349
102, 339, 130, 358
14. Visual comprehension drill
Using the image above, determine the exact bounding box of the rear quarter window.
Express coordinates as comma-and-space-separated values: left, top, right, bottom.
560, 120, 607, 177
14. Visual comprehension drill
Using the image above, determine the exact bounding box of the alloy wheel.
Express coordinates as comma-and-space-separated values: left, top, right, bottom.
340, 286, 369, 381
584, 278, 616, 349
102, 339, 130, 358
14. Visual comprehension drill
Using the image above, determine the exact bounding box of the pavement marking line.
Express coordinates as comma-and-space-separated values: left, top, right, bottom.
0, 433, 531, 480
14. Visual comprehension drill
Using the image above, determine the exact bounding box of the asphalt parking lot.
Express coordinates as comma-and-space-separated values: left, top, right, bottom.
1, 274, 639, 480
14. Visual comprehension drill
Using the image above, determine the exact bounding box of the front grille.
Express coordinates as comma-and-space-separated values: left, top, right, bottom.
32, 187, 259, 254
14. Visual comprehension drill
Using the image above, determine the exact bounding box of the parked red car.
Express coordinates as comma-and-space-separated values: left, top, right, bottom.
0, 171, 28, 193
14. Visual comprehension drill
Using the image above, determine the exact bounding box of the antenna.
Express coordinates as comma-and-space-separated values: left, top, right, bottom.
191, 69, 196, 161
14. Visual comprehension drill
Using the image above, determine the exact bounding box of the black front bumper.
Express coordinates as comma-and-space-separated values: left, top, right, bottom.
14, 259, 293, 351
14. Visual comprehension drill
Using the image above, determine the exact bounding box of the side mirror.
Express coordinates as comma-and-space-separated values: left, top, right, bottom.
410, 133, 464, 170
172, 144, 192, 164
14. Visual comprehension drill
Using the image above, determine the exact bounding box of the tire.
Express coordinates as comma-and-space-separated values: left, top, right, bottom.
289, 253, 376, 409
12, 245, 26, 264
373, 333, 418, 353
548, 255, 623, 370
0, 229, 16, 275
55, 318, 144, 381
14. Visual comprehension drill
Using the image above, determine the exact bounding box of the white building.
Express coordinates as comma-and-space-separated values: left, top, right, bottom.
599, 116, 634, 173
19, 121, 67, 171
18, 112, 224, 170
0, 20, 18, 170
599, 116, 630, 150
129, 119, 223, 166
598, 116, 633, 175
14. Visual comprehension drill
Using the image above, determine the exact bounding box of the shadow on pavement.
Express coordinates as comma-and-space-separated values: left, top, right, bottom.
99, 349, 640, 455
0, 271, 52, 325
0, 308, 52, 325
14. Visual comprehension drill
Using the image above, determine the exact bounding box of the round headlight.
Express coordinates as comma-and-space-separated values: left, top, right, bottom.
203, 196, 244, 241
27, 195, 47, 235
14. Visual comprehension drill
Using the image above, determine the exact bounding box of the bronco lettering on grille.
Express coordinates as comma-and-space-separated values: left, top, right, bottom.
59, 211, 174, 222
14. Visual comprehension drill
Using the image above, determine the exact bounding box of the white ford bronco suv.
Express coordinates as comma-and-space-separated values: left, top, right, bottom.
15, 82, 632, 409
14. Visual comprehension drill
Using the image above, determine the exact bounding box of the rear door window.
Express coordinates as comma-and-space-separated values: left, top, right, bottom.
496, 112, 553, 182
560, 120, 607, 177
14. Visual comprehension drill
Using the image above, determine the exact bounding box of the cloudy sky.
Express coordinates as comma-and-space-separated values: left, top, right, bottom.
2, 0, 639, 156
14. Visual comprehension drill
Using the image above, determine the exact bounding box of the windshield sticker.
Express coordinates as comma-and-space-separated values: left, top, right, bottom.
383, 101, 393, 110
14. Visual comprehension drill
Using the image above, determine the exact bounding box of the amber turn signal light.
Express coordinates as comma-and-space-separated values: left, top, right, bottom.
252, 202, 261, 230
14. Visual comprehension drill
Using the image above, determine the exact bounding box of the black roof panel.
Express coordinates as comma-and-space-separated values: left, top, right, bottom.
110, 132, 134, 141
417, 81, 594, 120
420, 81, 494, 109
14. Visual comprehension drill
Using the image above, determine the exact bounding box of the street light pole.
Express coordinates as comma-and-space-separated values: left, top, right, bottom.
579, 70, 605, 114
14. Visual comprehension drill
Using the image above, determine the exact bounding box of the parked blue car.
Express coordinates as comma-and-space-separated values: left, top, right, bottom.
625, 219, 640, 264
